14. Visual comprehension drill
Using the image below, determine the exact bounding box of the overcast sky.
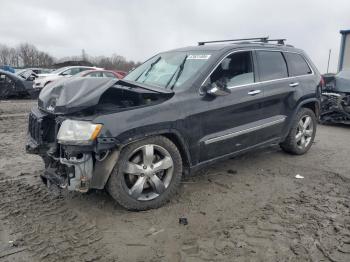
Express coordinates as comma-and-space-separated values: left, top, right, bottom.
0, 0, 349, 72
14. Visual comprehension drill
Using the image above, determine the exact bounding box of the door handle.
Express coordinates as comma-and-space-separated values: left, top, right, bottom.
289, 82, 299, 87
248, 90, 261, 95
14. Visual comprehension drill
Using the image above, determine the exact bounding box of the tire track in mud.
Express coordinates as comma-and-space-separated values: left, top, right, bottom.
180, 172, 350, 262
0, 179, 117, 262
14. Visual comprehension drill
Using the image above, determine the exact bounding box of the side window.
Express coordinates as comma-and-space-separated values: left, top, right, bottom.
208, 51, 254, 88
284, 53, 312, 76
87, 72, 102, 77
79, 68, 90, 73
256, 51, 288, 81
62, 69, 73, 75
103, 72, 116, 78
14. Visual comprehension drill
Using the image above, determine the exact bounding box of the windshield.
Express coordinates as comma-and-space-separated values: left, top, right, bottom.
124, 51, 213, 89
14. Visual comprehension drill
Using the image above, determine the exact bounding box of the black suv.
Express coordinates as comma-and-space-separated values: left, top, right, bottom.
26, 37, 322, 210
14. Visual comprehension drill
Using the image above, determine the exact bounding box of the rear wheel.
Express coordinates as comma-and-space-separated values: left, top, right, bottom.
280, 108, 317, 155
107, 136, 183, 210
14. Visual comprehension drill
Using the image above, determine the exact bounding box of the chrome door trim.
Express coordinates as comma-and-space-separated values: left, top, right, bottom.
289, 82, 299, 87
204, 115, 286, 145
247, 90, 261, 95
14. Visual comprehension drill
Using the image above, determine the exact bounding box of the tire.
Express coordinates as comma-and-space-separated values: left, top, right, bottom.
280, 108, 317, 155
107, 136, 183, 211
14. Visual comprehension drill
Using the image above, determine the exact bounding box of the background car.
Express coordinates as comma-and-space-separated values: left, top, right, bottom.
16, 68, 53, 77
33, 66, 102, 89
74, 69, 125, 79
0, 69, 39, 99
114, 70, 127, 78
321, 69, 350, 124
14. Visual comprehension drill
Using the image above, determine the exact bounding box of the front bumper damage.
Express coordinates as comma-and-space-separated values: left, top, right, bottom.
40, 150, 119, 192
320, 92, 350, 124
26, 108, 120, 193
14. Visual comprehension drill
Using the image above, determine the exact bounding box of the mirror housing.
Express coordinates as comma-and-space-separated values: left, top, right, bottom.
205, 83, 231, 96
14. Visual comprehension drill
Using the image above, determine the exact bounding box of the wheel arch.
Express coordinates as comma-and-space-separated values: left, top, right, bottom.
300, 99, 320, 118
282, 98, 320, 141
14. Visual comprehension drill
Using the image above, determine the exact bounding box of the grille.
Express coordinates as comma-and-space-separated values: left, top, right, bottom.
28, 111, 56, 145
28, 113, 43, 144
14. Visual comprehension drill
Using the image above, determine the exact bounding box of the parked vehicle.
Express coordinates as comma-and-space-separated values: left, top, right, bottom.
16, 68, 53, 79
26, 37, 322, 210
16, 69, 39, 81
0, 65, 15, 73
74, 69, 125, 79
114, 70, 127, 78
321, 70, 350, 124
0, 69, 39, 99
33, 66, 102, 89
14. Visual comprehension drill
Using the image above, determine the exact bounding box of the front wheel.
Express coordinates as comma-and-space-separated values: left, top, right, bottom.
107, 136, 183, 211
280, 108, 317, 155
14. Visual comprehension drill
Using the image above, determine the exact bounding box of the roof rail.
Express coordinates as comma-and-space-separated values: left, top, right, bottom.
198, 37, 287, 46
198, 37, 269, 46
264, 39, 287, 45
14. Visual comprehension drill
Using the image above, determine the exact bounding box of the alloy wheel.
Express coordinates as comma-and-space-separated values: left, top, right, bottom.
122, 144, 174, 201
295, 115, 314, 149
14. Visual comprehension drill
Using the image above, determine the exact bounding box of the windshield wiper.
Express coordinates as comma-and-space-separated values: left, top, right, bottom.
166, 55, 188, 89
135, 56, 161, 81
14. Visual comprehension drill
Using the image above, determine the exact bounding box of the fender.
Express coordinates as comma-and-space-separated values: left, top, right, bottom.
116, 128, 192, 167
91, 127, 192, 189
282, 98, 320, 140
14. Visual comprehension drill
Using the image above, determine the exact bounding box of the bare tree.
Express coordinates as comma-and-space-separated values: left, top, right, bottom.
0, 42, 138, 70
0, 44, 10, 65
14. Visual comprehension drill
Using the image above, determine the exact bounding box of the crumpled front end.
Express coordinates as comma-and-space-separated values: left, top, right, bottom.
26, 77, 173, 193
321, 92, 350, 124
26, 107, 119, 193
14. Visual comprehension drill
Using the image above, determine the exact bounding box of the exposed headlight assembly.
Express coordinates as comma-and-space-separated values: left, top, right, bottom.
57, 120, 102, 145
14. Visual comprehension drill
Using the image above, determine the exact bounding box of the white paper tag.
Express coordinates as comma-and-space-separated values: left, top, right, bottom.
187, 54, 211, 60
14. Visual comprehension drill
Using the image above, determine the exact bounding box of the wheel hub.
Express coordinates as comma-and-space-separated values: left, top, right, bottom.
141, 165, 155, 177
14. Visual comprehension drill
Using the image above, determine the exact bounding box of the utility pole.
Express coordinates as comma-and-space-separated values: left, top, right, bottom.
327, 49, 331, 73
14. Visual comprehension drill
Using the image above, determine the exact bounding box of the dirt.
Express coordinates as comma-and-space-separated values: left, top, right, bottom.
0, 99, 349, 262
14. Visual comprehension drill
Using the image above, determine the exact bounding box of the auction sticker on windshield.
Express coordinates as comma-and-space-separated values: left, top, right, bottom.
187, 54, 211, 60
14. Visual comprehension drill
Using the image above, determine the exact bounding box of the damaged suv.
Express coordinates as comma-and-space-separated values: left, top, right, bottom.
26, 37, 322, 210
321, 70, 350, 124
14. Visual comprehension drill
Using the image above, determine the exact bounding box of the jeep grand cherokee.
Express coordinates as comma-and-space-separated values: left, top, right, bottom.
26, 37, 322, 210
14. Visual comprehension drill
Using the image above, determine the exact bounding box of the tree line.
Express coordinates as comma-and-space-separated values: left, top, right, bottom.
0, 43, 141, 72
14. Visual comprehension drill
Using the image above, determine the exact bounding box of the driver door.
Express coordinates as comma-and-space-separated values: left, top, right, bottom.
199, 50, 265, 161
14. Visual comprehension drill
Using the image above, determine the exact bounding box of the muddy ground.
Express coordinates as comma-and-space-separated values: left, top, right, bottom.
0, 99, 349, 262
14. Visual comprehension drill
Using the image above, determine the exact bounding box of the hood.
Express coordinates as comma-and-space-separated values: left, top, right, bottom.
38, 77, 173, 114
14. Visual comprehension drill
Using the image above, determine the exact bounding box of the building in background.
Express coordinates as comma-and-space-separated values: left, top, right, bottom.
338, 29, 350, 72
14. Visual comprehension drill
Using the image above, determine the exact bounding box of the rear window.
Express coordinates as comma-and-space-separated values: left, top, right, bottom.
256, 51, 288, 81
284, 52, 312, 76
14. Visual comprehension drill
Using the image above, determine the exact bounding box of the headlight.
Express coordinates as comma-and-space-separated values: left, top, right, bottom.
57, 120, 102, 145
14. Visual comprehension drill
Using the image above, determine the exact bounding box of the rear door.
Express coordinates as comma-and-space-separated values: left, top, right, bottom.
254, 50, 295, 143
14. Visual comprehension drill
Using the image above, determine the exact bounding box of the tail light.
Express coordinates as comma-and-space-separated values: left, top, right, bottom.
320, 76, 325, 88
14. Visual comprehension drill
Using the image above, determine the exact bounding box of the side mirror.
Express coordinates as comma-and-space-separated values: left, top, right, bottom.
60, 72, 70, 76
205, 83, 231, 96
